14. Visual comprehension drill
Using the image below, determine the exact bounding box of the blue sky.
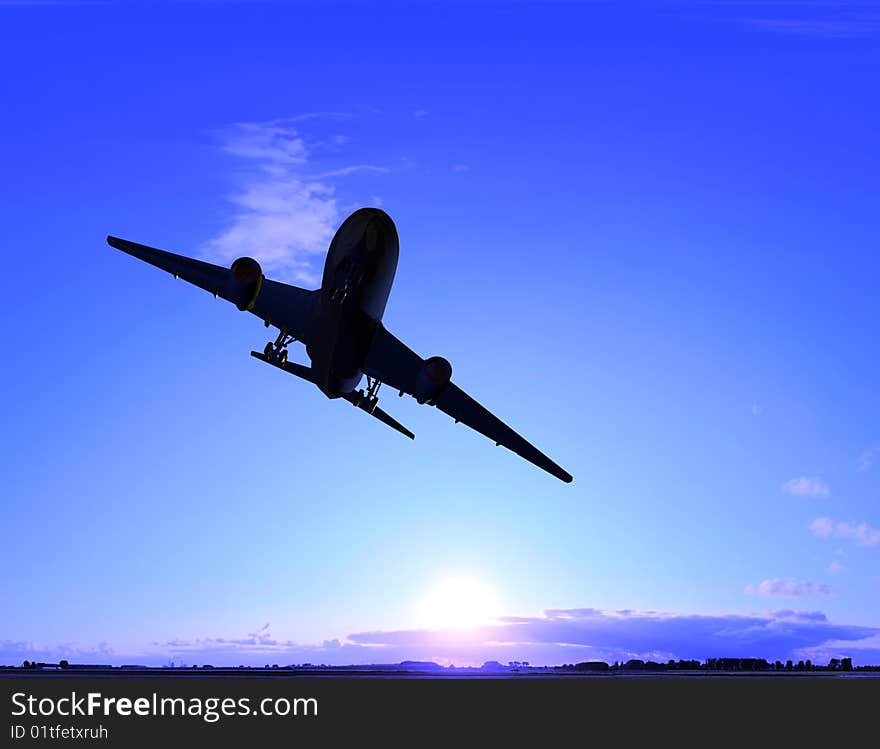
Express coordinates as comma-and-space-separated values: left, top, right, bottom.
1, 0, 878, 667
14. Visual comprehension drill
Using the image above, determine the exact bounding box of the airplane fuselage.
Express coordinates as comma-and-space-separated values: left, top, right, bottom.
304, 208, 399, 397
107, 205, 573, 482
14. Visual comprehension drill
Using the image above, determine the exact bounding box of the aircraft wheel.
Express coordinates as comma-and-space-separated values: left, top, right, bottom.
279, 351, 288, 366
264, 342, 273, 357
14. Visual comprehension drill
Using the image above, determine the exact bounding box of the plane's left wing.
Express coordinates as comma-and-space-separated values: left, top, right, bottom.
363, 324, 572, 483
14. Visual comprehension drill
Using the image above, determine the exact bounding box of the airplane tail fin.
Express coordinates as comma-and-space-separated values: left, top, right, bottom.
340, 390, 415, 440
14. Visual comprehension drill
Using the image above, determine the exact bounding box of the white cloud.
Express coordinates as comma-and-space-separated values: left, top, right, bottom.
810, 517, 880, 548
828, 561, 846, 574
221, 121, 308, 165
745, 579, 833, 598
782, 476, 830, 498
810, 517, 834, 538
767, 610, 826, 623
835, 521, 880, 548
306, 165, 389, 180
201, 117, 386, 285
798, 633, 880, 667
5, 607, 879, 668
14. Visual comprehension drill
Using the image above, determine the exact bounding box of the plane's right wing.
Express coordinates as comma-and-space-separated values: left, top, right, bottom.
107, 236, 315, 341
363, 324, 572, 483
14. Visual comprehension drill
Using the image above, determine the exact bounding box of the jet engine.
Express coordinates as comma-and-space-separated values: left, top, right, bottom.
413, 356, 453, 404
228, 257, 263, 311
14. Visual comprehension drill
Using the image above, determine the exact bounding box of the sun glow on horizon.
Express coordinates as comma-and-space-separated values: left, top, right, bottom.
415, 574, 502, 630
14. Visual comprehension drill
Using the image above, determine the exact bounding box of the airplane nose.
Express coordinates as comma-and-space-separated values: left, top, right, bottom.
364, 216, 382, 252
331, 207, 397, 260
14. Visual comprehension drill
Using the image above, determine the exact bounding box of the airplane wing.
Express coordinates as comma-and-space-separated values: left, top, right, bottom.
363, 324, 573, 483
107, 236, 314, 341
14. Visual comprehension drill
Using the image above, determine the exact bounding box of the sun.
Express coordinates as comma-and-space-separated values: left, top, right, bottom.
415, 574, 501, 630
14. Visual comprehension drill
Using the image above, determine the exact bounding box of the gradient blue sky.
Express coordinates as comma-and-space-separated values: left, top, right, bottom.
1, 1, 878, 667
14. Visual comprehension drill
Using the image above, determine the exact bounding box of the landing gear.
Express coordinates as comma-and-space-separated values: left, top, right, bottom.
264, 327, 296, 366
354, 375, 382, 413
366, 375, 381, 402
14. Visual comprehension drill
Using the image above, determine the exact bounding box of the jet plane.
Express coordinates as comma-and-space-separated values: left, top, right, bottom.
108, 208, 572, 482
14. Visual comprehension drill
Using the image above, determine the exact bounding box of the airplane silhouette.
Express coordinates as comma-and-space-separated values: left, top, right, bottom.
108, 208, 572, 482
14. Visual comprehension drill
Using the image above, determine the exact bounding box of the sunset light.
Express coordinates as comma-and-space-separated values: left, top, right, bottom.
415, 575, 502, 630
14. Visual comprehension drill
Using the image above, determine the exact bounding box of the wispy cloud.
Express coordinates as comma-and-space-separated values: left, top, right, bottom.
731, 15, 880, 38
767, 609, 826, 623
782, 476, 830, 498
673, 0, 880, 38
5, 607, 878, 668
0, 0, 107, 5
200, 116, 386, 285
0, 639, 115, 665
744, 579, 833, 597
305, 165, 389, 180
543, 0, 880, 39
828, 560, 846, 574
832, 520, 880, 548
810, 516, 834, 537
811, 516, 880, 548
